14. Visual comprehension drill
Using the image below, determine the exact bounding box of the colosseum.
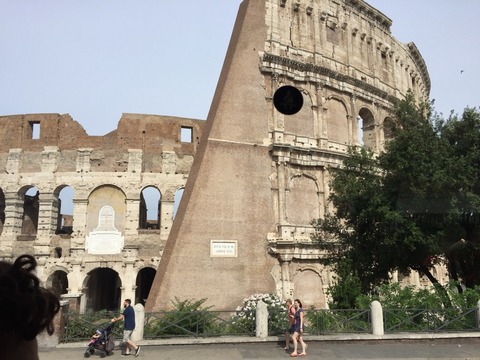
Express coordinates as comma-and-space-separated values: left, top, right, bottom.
0, 0, 447, 313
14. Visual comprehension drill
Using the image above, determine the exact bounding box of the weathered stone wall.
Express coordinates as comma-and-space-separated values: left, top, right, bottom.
0, 112, 204, 311
146, 0, 446, 312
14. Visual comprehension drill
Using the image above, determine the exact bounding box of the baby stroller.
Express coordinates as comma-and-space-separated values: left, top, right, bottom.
84, 322, 115, 358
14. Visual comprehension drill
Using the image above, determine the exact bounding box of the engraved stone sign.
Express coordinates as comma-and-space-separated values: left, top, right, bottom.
210, 240, 238, 257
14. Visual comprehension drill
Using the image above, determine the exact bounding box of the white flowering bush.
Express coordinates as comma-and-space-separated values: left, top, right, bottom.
231, 293, 285, 335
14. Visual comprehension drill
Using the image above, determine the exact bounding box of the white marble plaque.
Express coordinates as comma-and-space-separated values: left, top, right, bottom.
210, 240, 237, 257
85, 205, 124, 254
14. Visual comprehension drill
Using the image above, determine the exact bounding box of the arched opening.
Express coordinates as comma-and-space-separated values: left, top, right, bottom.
135, 267, 157, 306
358, 108, 376, 150
383, 117, 395, 141
293, 269, 326, 309
56, 186, 74, 235
173, 188, 184, 219
85, 268, 122, 312
139, 186, 161, 230
48, 270, 69, 297
21, 186, 39, 235
286, 174, 320, 225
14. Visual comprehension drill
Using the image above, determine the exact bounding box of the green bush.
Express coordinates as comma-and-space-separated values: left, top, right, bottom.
144, 298, 216, 337
63, 309, 122, 342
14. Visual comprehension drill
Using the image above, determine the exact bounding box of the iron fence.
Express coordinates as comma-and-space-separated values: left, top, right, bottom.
61, 310, 123, 343
305, 308, 371, 335
60, 306, 480, 343
384, 307, 479, 333
143, 310, 256, 338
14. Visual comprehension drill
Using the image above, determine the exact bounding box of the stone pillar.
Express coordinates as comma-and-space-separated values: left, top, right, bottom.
370, 300, 384, 336
123, 260, 136, 301
277, 161, 287, 225
71, 198, 88, 248
124, 198, 140, 235
280, 259, 292, 299
160, 198, 174, 242
37, 300, 69, 349
256, 300, 268, 338
0, 192, 23, 256
37, 194, 57, 255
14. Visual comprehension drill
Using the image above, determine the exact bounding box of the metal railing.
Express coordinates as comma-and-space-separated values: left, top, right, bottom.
143, 310, 256, 338
305, 309, 371, 335
60, 305, 480, 343
62, 310, 123, 343
384, 307, 478, 333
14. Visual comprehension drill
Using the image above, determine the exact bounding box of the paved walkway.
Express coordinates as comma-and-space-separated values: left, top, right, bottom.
39, 337, 480, 360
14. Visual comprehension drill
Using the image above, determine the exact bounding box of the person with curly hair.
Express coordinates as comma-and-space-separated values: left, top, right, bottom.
0, 254, 60, 360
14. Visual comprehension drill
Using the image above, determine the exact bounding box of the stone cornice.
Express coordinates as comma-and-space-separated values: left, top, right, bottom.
407, 42, 431, 93
262, 53, 397, 103
269, 143, 349, 167
346, 0, 393, 31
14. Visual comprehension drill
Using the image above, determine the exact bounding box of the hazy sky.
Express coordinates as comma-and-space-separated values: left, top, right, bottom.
1, 1, 478, 136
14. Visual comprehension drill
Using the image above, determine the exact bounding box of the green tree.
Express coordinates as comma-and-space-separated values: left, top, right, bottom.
312, 93, 480, 306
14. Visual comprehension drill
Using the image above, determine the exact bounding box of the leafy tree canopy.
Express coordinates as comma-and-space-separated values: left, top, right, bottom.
312, 92, 480, 307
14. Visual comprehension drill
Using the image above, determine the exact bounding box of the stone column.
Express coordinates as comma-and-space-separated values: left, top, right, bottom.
124, 198, 140, 235
160, 197, 174, 242
71, 198, 88, 249
280, 258, 292, 299
277, 161, 287, 225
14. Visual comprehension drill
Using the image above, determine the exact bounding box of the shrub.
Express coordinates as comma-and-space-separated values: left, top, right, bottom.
144, 298, 215, 337
231, 293, 285, 335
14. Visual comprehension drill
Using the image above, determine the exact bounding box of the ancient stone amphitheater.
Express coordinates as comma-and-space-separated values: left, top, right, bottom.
0, 0, 445, 312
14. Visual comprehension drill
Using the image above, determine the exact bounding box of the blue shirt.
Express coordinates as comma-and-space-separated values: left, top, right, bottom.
122, 305, 135, 331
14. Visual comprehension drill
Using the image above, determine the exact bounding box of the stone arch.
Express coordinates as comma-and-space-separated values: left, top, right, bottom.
286, 173, 320, 225
358, 107, 376, 150
292, 266, 326, 309
86, 185, 126, 235
383, 116, 395, 141
283, 86, 315, 139
47, 269, 69, 297
54, 184, 74, 235
19, 185, 39, 235
139, 186, 162, 230
173, 187, 184, 219
325, 97, 349, 145
83, 267, 122, 312
135, 266, 157, 306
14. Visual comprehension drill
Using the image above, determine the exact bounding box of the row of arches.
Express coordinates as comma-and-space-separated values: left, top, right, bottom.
0, 185, 185, 237
278, 83, 395, 152
48, 266, 157, 312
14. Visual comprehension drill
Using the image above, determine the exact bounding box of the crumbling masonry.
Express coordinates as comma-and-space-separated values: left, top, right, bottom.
0, 0, 448, 312
0, 113, 203, 311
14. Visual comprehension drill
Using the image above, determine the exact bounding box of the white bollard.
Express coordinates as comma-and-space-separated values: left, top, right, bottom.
256, 300, 268, 338
476, 300, 480, 329
132, 303, 145, 342
370, 300, 384, 336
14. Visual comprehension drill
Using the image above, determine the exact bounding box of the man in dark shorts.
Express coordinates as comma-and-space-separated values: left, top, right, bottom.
111, 299, 141, 357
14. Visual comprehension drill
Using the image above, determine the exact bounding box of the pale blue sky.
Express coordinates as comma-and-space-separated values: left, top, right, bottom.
1, 1, 478, 136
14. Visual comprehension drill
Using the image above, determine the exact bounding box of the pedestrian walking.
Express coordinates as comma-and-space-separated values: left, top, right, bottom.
111, 299, 141, 357
284, 299, 296, 350
290, 299, 307, 357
